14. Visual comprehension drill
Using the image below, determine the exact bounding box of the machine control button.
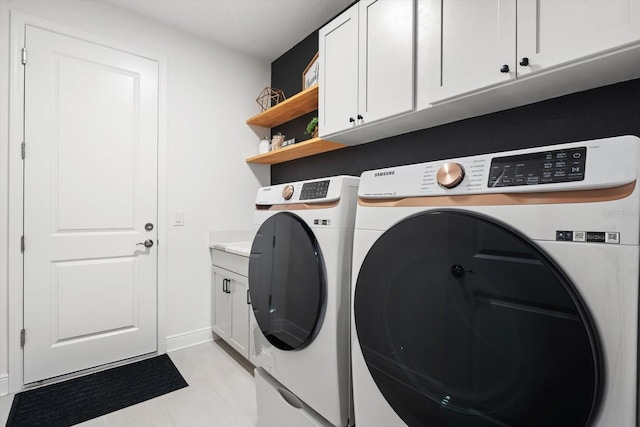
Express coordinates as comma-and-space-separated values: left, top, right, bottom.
282, 185, 294, 200
437, 163, 465, 189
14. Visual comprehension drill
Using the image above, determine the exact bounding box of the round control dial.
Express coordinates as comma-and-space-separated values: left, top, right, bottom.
437, 162, 465, 189
282, 184, 295, 200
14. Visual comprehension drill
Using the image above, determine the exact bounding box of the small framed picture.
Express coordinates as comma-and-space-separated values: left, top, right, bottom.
302, 52, 319, 90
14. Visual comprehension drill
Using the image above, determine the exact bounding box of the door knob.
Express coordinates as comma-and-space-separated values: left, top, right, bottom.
136, 239, 154, 248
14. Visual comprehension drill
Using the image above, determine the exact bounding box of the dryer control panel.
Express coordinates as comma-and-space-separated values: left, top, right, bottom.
359, 135, 639, 198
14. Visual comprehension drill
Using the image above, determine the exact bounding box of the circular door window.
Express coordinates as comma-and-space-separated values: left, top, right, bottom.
249, 212, 326, 351
354, 210, 601, 426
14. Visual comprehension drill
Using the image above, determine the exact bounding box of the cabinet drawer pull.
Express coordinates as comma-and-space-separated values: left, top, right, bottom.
247, 289, 251, 305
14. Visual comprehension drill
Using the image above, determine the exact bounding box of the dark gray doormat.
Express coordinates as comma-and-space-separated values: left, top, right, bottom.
6, 354, 188, 426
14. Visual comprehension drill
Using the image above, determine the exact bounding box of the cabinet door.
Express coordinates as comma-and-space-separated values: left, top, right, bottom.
212, 267, 230, 340
358, 0, 415, 124
517, 0, 640, 77
229, 275, 250, 358
426, 0, 516, 104
319, 3, 359, 136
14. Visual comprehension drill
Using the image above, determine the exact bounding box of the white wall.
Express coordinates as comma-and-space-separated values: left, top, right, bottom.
0, 0, 270, 391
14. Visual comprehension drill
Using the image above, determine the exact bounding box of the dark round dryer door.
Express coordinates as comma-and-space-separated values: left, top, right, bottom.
354, 210, 601, 427
249, 212, 325, 351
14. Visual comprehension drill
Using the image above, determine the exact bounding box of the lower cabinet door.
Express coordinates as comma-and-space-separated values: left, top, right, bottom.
212, 267, 231, 340
212, 265, 250, 359
229, 275, 250, 358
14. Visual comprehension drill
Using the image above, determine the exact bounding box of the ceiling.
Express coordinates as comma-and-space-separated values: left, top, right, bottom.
105, 0, 354, 62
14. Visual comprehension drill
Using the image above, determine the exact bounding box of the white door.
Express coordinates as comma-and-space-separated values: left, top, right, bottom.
426, 0, 516, 104
319, 3, 359, 137
23, 25, 159, 384
517, 0, 640, 77
358, 0, 415, 125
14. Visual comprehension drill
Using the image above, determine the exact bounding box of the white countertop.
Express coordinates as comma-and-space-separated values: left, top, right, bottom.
210, 241, 251, 257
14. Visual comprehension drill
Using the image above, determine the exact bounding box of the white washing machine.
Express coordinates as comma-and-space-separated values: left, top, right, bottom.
351, 135, 640, 426
249, 175, 359, 427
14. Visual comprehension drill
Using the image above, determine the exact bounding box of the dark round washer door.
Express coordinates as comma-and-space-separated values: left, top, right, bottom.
354, 209, 601, 427
249, 212, 326, 351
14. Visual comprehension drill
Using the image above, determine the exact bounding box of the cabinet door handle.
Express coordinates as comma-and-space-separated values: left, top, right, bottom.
227, 279, 232, 294
519, 57, 530, 67
349, 117, 355, 123
222, 278, 227, 293
247, 289, 251, 305
500, 64, 510, 73
357, 114, 363, 120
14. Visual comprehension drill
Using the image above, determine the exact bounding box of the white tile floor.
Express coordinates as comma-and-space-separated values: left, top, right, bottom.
0, 340, 258, 426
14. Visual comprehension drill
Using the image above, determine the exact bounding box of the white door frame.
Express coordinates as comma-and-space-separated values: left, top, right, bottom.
8, 10, 168, 393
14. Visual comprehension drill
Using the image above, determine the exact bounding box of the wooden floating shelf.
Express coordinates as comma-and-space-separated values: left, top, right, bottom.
246, 85, 318, 128
245, 137, 346, 165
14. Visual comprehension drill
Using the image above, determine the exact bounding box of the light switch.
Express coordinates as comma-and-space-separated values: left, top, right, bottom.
173, 210, 184, 226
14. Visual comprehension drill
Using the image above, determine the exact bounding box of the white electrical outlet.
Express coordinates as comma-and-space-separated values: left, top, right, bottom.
173, 210, 184, 226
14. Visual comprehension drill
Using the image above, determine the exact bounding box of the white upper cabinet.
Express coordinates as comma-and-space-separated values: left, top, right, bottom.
424, 0, 640, 105
424, 0, 516, 105
319, 0, 415, 137
517, 0, 640, 76
319, 4, 359, 136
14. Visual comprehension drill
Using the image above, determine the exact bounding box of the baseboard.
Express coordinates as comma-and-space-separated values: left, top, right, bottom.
166, 327, 214, 353
0, 373, 8, 396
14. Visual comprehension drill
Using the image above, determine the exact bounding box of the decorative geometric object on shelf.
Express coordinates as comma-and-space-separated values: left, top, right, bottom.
246, 85, 318, 128
256, 87, 286, 112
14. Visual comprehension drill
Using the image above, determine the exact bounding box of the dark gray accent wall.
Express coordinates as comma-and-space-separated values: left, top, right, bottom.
270, 32, 640, 185
270, 32, 319, 147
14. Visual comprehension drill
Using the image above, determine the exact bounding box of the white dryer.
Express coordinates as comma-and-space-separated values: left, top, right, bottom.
249, 175, 359, 427
351, 135, 640, 426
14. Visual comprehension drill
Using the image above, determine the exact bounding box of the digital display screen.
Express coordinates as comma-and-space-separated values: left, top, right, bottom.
488, 147, 586, 187
300, 180, 330, 200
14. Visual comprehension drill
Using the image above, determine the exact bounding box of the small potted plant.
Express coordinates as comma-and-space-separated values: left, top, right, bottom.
305, 117, 319, 138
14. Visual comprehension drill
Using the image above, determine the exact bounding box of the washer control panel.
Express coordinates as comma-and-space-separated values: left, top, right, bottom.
255, 176, 359, 205
358, 136, 639, 198
488, 147, 586, 187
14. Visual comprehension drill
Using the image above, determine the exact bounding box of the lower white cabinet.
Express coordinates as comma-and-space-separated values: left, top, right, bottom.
212, 249, 253, 362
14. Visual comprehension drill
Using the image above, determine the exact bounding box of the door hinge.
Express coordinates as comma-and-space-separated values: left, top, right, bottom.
21, 48, 27, 65
21, 235, 25, 252
21, 141, 25, 159
20, 329, 25, 347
